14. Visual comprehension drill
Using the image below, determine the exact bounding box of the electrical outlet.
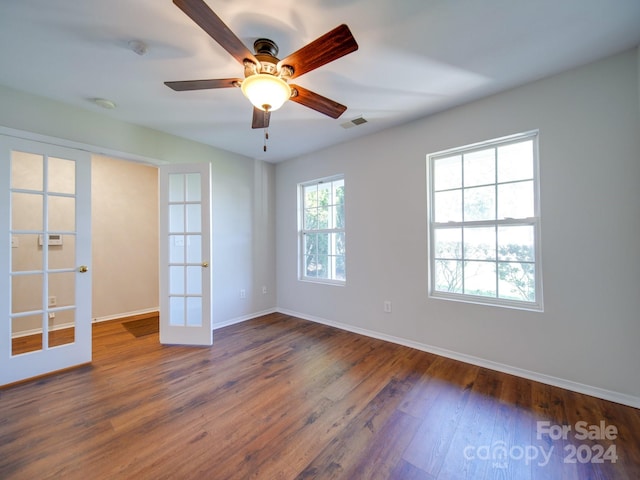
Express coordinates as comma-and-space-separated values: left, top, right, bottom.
240, 289, 246, 299
383, 300, 392, 313
48, 296, 57, 307
262, 285, 267, 294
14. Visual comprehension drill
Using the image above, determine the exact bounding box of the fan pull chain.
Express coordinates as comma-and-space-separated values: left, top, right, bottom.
263, 108, 269, 152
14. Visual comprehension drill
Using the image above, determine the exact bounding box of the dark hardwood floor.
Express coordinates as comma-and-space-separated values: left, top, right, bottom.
1, 312, 639, 479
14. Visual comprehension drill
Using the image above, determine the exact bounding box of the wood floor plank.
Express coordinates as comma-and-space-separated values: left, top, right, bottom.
1, 312, 639, 480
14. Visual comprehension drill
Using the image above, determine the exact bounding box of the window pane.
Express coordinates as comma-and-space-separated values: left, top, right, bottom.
498, 140, 533, 183
335, 255, 345, 280
317, 206, 329, 229
434, 228, 461, 259
498, 226, 534, 262
317, 233, 329, 255
315, 255, 329, 279
498, 262, 535, 301
304, 185, 317, 208
335, 232, 346, 256
304, 208, 318, 229
433, 155, 461, 191
464, 186, 495, 221
464, 227, 495, 260
464, 261, 496, 298
434, 190, 462, 222
498, 181, 533, 219
464, 149, 495, 187
434, 260, 462, 293
305, 255, 318, 277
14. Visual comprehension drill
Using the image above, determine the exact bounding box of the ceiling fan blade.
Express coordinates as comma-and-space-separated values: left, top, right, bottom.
164, 78, 242, 91
252, 107, 271, 129
278, 24, 358, 79
173, 0, 258, 66
289, 85, 347, 119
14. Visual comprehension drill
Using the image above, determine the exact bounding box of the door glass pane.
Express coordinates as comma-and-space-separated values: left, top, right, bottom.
48, 157, 76, 194
186, 173, 201, 201
48, 234, 75, 270
49, 195, 75, 231
169, 235, 185, 263
11, 274, 43, 313
169, 297, 185, 326
186, 297, 202, 326
48, 309, 75, 348
49, 272, 75, 308
169, 266, 184, 295
186, 204, 201, 232
169, 205, 184, 232
186, 266, 201, 295
11, 234, 42, 272
12, 314, 43, 356
12, 192, 43, 231
169, 174, 185, 202
11, 151, 44, 191
186, 235, 201, 263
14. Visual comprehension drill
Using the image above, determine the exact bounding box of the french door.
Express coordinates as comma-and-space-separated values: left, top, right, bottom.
159, 163, 212, 346
0, 136, 91, 386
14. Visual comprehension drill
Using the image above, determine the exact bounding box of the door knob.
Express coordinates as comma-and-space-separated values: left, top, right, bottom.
202, 262, 209, 268
78, 265, 88, 273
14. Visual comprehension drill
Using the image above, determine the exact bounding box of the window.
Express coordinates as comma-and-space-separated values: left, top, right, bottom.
428, 131, 542, 310
299, 176, 345, 284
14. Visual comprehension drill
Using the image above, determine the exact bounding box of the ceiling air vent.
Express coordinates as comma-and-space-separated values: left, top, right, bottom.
341, 116, 368, 129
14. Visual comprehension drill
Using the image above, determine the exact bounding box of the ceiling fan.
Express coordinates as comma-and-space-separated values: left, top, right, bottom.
165, 0, 359, 134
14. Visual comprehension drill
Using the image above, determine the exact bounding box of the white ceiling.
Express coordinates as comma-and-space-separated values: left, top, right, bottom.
1, 0, 639, 163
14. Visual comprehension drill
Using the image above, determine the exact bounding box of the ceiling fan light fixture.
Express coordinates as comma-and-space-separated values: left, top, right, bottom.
241, 74, 291, 112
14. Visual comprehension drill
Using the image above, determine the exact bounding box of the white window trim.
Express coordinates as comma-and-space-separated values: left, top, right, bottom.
427, 130, 543, 311
298, 175, 346, 286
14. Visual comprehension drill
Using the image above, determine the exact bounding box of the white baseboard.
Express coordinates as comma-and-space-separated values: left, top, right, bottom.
276, 308, 640, 410
93, 307, 159, 323
213, 308, 277, 331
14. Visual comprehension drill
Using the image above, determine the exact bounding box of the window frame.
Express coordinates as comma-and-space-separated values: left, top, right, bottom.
298, 174, 346, 285
427, 131, 543, 311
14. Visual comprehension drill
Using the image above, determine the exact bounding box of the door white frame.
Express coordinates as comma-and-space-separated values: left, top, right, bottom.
0, 135, 92, 385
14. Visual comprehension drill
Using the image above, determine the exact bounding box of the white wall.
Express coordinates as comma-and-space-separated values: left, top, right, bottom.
91, 155, 159, 320
276, 49, 640, 405
0, 86, 277, 327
